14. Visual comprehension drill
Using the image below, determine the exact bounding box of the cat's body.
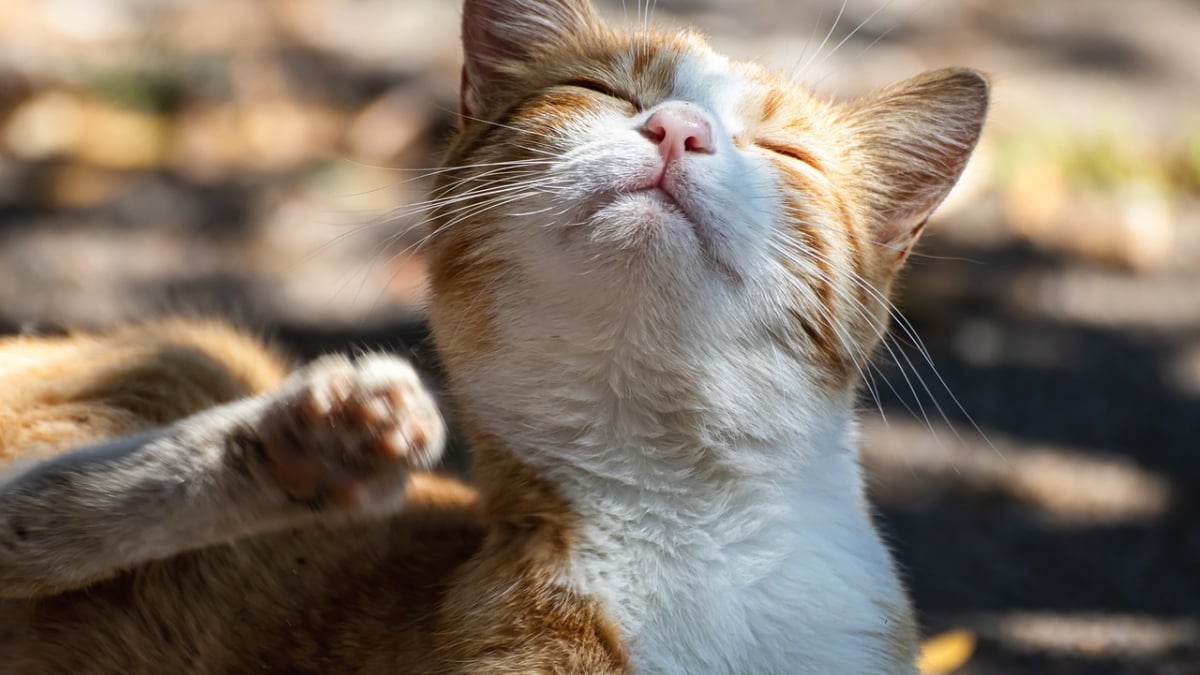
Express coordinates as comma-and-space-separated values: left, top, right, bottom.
0, 322, 478, 674
0, 0, 987, 672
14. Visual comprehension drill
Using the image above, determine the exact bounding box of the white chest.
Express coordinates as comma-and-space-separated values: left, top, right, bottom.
560, 449, 916, 675
458, 319, 917, 673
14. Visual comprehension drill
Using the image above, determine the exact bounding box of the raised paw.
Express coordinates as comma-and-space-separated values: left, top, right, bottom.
256, 353, 445, 511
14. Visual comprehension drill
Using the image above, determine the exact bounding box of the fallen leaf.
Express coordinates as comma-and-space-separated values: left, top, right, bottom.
918, 629, 977, 675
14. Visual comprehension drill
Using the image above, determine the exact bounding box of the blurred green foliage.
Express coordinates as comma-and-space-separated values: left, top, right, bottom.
84, 69, 187, 114
992, 124, 1200, 196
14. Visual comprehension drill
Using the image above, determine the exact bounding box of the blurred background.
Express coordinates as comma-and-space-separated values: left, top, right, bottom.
0, 0, 1197, 672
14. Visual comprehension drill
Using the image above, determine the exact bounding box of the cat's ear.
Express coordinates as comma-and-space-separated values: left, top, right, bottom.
845, 68, 989, 265
460, 0, 600, 119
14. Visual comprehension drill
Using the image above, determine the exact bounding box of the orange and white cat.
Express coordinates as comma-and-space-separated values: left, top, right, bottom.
0, 0, 987, 672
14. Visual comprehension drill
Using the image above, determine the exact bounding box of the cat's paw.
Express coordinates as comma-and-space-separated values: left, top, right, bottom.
257, 353, 445, 511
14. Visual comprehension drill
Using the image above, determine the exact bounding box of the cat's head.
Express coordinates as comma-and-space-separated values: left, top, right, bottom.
428, 0, 987, 398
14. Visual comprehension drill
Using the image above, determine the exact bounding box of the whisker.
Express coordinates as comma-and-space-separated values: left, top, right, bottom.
435, 105, 563, 144
797, 0, 848, 77
809, 0, 896, 79
813, 0, 937, 88
768, 236, 974, 462
790, 4, 827, 80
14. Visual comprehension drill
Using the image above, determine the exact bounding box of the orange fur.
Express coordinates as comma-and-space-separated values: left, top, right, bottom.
0, 322, 619, 673
0, 320, 288, 462
0, 0, 987, 671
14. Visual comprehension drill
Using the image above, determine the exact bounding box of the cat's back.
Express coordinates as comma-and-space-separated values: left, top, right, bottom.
0, 320, 289, 460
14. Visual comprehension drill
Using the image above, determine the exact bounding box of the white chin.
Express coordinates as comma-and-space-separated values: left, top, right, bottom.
585, 191, 701, 253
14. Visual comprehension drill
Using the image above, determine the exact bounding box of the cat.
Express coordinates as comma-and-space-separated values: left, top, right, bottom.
0, 0, 988, 672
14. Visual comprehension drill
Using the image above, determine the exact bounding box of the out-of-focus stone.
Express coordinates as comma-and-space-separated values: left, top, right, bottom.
1010, 267, 1200, 330
992, 613, 1200, 657
1006, 173, 1175, 272
863, 417, 1175, 526
1114, 182, 1175, 271
159, 0, 275, 53
4, 90, 83, 159
1004, 159, 1069, 244
39, 0, 136, 44
266, 0, 459, 72
42, 163, 128, 209
169, 104, 250, 180
240, 100, 343, 170
346, 89, 432, 163
73, 102, 171, 169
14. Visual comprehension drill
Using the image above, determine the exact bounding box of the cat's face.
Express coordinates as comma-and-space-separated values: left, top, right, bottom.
429, 0, 987, 394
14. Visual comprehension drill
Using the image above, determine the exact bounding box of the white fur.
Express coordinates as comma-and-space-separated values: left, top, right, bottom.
452, 41, 916, 674
464, 329, 913, 674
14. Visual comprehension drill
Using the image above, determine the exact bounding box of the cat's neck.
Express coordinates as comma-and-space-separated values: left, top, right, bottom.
467, 400, 914, 674
460, 310, 860, 526
457, 329, 915, 673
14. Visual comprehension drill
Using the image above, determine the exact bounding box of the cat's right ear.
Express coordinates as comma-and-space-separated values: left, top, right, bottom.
460, 0, 600, 120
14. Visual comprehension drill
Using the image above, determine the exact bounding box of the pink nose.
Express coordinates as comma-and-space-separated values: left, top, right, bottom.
642, 103, 715, 164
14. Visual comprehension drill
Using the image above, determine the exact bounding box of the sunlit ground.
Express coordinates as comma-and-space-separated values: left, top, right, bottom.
1, 1, 1197, 672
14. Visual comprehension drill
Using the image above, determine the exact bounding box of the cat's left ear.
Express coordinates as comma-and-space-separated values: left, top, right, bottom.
461, 0, 601, 119
845, 68, 989, 265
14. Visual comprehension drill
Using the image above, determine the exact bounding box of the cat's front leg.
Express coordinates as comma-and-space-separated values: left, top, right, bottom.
0, 353, 445, 599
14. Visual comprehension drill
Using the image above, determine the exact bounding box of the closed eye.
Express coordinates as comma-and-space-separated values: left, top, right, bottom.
756, 141, 822, 172
562, 79, 642, 112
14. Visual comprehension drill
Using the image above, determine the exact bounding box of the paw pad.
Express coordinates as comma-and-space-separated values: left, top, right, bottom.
258, 354, 445, 510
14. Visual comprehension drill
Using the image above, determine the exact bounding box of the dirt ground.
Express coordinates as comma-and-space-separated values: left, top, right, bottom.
1, 1, 1198, 672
